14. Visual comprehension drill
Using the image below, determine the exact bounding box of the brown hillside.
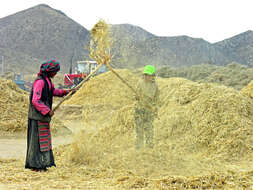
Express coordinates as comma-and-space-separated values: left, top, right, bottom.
0, 4, 90, 73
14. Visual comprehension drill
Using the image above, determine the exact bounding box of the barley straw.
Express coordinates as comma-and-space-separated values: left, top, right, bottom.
241, 80, 253, 99
60, 69, 253, 189
0, 78, 68, 134
0, 78, 29, 132
90, 19, 113, 65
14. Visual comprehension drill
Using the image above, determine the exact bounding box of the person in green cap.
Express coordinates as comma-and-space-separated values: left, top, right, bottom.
134, 65, 159, 149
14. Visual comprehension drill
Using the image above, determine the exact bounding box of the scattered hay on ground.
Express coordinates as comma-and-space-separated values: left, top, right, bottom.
0, 157, 252, 189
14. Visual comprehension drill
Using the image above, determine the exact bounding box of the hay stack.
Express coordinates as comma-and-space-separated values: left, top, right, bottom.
65, 69, 137, 128
63, 70, 253, 180
241, 80, 253, 99
0, 78, 29, 132
157, 78, 253, 158
0, 78, 68, 134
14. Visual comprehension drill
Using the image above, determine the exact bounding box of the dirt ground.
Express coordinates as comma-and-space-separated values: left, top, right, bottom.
0, 106, 81, 159
0, 135, 71, 159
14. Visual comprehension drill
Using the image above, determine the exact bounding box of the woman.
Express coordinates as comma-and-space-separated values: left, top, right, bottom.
25, 60, 71, 172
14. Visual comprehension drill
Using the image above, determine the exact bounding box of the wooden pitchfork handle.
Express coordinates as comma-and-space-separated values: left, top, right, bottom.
104, 64, 157, 114
52, 63, 103, 112
105, 64, 138, 95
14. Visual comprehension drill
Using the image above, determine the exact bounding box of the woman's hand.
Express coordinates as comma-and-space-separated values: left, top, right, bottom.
68, 88, 77, 94
48, 110, 54, 117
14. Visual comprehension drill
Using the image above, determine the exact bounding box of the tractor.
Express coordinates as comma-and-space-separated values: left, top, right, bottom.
63, 61, 107, 88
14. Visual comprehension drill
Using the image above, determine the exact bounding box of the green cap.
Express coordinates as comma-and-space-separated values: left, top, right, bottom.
143, 65, 155, 75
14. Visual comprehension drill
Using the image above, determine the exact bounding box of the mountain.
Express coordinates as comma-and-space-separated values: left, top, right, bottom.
110, 33, 230, 68
110, 24, 155, 68
214, 30, 253, 67
0, 4, 90, 73
0, 4, 252, 75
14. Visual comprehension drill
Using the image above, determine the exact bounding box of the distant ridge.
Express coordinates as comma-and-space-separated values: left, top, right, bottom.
0, 4, 252, 74
214, 30, 253, 67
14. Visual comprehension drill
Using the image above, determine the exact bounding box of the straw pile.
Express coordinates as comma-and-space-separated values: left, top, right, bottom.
0, 78, 29, 132
62, 69, 253, 188
0, 78, 69, 134
65, 70, 135, 128
241, 80, 253, 99
0, 71, 252, 189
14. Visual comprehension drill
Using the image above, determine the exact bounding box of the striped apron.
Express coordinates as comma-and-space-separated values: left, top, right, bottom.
38, 121, 52, 152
